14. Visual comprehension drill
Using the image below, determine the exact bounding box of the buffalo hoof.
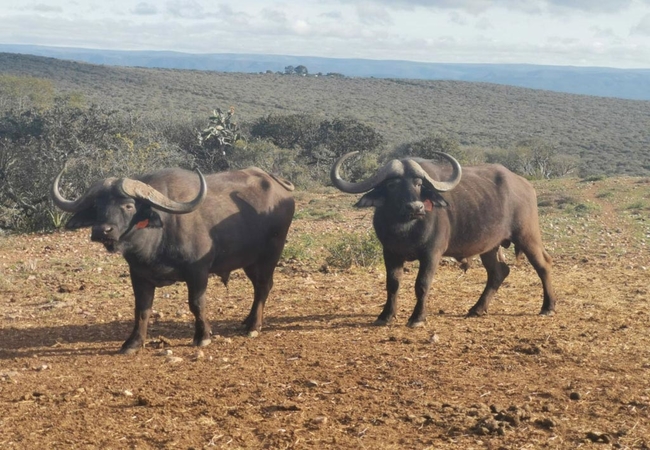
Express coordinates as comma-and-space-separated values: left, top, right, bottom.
406, 320, 426, 328
195, 338, 212, 347
540, 309, 555, 316
119, 344, 142, 355
373, 317, 393, 326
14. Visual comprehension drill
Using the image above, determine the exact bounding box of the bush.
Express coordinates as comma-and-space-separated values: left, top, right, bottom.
325, 231, 383, 269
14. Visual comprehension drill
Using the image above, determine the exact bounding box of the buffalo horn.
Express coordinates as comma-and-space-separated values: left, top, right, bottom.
330, 151, 462, 194
331, 151, 407, 194
410, 152, 462, 192
51, 166, 116, 213
117, 169, 207, 214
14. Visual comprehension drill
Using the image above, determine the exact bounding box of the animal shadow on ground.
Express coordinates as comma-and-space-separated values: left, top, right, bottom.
0, 312, 370, 359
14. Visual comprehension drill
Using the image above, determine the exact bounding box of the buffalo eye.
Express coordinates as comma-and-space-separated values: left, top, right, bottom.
123, 203, 136, 211
385, 179, 400, 191
414, 178, 423, 189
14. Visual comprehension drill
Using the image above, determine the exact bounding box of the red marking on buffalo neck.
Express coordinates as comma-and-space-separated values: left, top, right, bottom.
135, 219, 149, 229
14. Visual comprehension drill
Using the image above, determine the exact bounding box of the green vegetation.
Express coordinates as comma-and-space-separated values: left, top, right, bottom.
325, 232, 383, 269
1, 52, 649, 233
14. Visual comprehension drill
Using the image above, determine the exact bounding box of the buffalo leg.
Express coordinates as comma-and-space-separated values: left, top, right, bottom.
121, 273, 156, 354
467, 247, 510, 317
407, 252, 441, 327
242, 262, 275, 335
375, 251, 405, 326
186, 271, 212, 347
521, 246, 557, 315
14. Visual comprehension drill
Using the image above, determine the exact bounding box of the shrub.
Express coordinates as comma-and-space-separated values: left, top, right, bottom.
325, 231, 383, 269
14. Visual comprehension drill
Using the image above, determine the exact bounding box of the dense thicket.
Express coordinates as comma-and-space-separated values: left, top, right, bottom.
1, 52, 649, 232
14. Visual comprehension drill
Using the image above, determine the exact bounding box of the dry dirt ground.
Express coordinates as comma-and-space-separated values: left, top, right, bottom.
1, 177, 649, 449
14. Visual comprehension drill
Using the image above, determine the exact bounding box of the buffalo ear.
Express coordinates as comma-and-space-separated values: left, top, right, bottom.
423, 191, 448, 208
65, 208, 96, 229
355, 189, 384, 208
134, 207, 163, 229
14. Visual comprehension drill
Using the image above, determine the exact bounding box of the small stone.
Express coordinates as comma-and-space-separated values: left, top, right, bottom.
429, 333, 440, 343
569, 392, 581, 400
123, 390, 134, 397
193, 350, 205, 360
166, 356, 183, 364
159, 349, 173, 356
312, 416, 328, 425
306, 380, 319, 387
248, 330, 259, 338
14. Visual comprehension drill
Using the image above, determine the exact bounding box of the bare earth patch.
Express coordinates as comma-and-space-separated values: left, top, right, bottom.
1, 178, 649, 449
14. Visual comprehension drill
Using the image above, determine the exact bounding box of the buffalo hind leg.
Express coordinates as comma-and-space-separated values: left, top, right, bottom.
467, 247, 510, 317
520, 244, 557, 315
375, 251, 404, 326
121, 272, 155, 354
242, 262, 276, 335
186, 270, 212, 347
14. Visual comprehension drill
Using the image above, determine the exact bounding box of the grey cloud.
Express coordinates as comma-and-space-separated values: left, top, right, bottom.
475, 17, 493, 30
132, 3, 158, 16
590, 26, 616, 39
336, 0, 647, 15
32, 4, 63, 13
631, 13, 650, 36
356, 3, 393, 25
449, 11, 468, 26
165, 0, 208, 19
320, 10, 343, 20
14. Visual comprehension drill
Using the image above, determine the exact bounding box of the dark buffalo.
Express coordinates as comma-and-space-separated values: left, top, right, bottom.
52, 166, 295, 353
331, 152, 557, 327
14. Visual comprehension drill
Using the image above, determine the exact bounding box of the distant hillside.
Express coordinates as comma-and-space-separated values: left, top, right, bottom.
2, 44, 650, 101
1, 51, 649, 176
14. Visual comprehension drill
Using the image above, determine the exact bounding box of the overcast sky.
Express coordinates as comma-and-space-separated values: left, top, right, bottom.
2, 0, 650, 68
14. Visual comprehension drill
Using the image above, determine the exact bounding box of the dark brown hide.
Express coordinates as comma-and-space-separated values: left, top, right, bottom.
331, 153, 557, 327
53, 167, 295, 353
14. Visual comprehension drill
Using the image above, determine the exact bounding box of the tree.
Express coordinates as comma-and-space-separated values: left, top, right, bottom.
0, 75, 55, 112
486, 139, 559, 179
195, 107, 243, 171
294, 65, 308, 76
250, 113, 320, 150
284, 65, 295, 75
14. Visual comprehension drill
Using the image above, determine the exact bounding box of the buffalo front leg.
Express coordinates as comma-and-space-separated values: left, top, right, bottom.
121, 272, 156, 355
375, 251, 404, 326
467, 247, 510, 317
186, 271, 212, 347
407, 252, 440, 328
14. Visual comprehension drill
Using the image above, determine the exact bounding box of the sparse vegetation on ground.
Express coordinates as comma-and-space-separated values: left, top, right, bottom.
0, 177, 649, 448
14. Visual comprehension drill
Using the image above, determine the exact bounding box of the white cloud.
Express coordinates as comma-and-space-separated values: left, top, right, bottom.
0, 0, 649, 67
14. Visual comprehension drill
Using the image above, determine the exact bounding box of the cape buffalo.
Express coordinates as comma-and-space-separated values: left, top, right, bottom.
52, 166, 295, 354
331, 151, 557, 327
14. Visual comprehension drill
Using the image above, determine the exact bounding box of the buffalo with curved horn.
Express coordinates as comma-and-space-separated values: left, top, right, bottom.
331, 152, 557, 326
53, 166, 295, 354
